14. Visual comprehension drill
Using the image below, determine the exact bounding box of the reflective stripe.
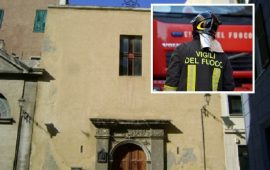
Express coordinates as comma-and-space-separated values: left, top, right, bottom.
187, 65, 196, 91
212, 68, 221, 91
163, 85, 177, 91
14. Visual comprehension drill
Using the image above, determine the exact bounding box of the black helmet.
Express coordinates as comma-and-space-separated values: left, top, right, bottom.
191, 11, 222, 38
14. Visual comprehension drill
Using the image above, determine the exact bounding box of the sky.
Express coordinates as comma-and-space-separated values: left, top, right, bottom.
68, 0, 187, 8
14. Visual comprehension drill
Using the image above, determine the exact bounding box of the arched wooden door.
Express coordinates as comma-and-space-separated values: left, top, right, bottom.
112, 143, 147, 170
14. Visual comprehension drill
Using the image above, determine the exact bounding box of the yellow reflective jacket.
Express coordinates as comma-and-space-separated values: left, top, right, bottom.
164, 39, 235, 91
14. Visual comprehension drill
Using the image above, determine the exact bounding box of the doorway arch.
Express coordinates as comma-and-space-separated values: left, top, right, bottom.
111, 143, 147, 170
90, 119, 173, 170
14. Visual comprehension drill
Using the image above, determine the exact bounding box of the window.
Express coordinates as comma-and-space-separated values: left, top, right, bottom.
119, 35, 142, 76
0, 94, 11, 119
0, 9, 4, 28
238, 145, 249, 170
33, 10, 47, 32
228, 95, 243, 116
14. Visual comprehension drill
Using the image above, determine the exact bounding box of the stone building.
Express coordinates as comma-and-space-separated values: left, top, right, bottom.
221, 94, 248, 170
0, 0, 249, 169
0, 43, 43, 169
30, 6, 227, 170
0, 0, 59, 59
0, 0, 57, 169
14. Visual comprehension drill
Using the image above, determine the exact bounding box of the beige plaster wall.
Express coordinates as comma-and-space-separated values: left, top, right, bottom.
31, 6, 226, 170
0, 80, 24, 169
0, 0, 58, 58
0, 0, 238, 59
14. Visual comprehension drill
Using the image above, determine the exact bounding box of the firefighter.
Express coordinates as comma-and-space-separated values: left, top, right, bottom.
164, 11, 235, 91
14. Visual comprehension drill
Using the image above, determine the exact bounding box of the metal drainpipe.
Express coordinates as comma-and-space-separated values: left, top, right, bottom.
201, 105, 207, 170
13, 80, 26, 170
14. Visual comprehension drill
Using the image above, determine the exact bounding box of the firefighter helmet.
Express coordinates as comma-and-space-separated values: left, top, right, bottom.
191, 11, 222, 38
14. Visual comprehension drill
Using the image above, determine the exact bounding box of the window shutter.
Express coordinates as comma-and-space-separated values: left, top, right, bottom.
34, 10, 47, 32
0, 10, 4, 28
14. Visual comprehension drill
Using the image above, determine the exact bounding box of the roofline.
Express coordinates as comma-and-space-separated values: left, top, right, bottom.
90, 118, 171, 128
0, 49, 44, 76
0, 50, 25, 72
48, 5, 150, 12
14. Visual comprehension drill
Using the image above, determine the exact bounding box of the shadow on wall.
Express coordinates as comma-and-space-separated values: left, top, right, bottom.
221, 116, 236, 129
45, 123, 60, 138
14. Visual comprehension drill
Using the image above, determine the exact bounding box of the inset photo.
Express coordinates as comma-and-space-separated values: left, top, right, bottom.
151, 4, 254, 93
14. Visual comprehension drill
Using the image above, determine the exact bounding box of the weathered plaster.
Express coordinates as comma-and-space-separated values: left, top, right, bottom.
31, 6, 226, 170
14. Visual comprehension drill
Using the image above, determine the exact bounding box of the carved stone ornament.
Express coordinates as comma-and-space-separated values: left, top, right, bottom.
141, 139, 150, 145
96, 128, 110, 137
91, 118, 171, 139
150, 129, 164, 137
125, 129, 150, 138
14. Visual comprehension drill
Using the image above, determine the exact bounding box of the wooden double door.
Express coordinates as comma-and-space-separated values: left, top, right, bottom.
112, 143, 147, 170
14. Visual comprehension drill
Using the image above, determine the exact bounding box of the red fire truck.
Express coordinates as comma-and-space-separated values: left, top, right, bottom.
153, 6, 253, 91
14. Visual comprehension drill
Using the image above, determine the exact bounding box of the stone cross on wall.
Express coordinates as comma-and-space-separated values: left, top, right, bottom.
122, 0, 140, 7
